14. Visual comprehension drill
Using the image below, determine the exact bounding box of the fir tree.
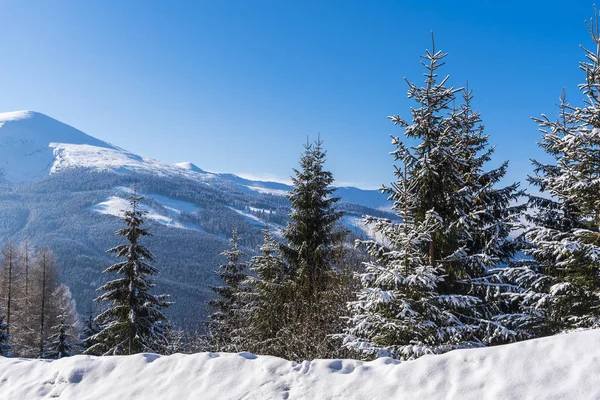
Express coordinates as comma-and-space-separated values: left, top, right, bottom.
207, 228, 248, 352
497, 11, 600, 334
281, 138, 344, 297
0, 314, 9, 356
240, 229, 288, 357
45, 319, 76, 359
80, 308, 100, 355
88, 188, 171, 355
274, 138, 348, 361
345, 37, 524, 360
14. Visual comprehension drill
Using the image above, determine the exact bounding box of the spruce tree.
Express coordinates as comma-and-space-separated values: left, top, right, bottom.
498, 12, 600, 334
45, 319, 76, 359
345, 38, 524, 360
240, 229, 288, 357
0, 314, 9, 356
281, 138, 343, 297
80, 309, 100, 355
275, 138, 347, 361
88, 188, 171, 355
207, 228, 248, 352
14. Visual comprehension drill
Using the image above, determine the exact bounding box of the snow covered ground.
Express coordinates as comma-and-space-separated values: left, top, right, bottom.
1, 329, 599, 399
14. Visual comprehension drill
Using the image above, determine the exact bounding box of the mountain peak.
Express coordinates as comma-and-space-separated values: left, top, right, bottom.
0, 110, 118, 182
0, 110, 39, 122
175, 162, 204, 173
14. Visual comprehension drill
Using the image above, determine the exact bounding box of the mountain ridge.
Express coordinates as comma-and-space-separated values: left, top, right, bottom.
0, 110, 390, 209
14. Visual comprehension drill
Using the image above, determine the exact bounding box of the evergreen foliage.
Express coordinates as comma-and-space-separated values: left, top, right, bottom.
80, 309, 101, 355
207, 228, 248, 352
497, 11, 600, 334
88, 188, 171, 355
274, 139, 349, 361
344, 38, 524, 360
0, 314, 9, 356
281, 138, 344, 296
239, 229, 288, 357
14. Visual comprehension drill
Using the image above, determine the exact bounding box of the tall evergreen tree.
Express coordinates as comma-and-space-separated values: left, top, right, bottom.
344, 38, 524, 360
497, 12, 600, 334
88, 188, 171, 355
207, 228, 248, 352
273, 138, 348, 361
281, 138, 344, 297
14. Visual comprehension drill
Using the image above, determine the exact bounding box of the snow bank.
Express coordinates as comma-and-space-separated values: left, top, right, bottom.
1, 329, 599, 399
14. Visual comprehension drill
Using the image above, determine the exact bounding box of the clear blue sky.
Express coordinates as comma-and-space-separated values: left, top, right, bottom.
0, 1, 593, 189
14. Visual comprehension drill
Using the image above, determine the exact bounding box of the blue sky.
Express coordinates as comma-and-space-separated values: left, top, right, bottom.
0, 1, 594, 189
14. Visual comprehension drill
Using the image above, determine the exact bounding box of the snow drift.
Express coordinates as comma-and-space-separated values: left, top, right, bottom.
1, 329, 599, 399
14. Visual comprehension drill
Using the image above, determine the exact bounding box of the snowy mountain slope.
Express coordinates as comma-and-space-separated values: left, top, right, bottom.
0, 111, 117, 182
1, 328, 598, 399
0, 110, 389, 209
0, 111, 218, 183
90, 187, 204, 232
0, 110, 396, 327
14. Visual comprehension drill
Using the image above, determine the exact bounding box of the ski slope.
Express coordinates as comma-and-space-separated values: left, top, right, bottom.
1, 329, 598, 399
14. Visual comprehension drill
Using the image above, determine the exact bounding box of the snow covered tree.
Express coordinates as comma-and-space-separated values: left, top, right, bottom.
88, 188, 171, 355
344, 38, 524, 360
268, 138, 350, 361
44, 285, 79, 359
497, 12, 600, 334
0, 314, 9, 356
80, 308, 100, 355
207, 228, 248, 352
239, 229, 288, 357
281, 138, 344, 297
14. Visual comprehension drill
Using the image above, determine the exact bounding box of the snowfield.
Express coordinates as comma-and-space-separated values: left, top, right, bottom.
1, 329, 599, 399
90, 188, 203, 232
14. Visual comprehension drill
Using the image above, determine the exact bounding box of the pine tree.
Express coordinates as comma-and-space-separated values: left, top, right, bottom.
240, 229, 288, 356
88, 188, 171, 355
345, 37, 524, 360
497, 11, 600, 334
274, 138, 348, 361
80, 308, 100, 355
207, 228, 248, 352
45, 319, 76, 359
281, 138, 343, 296
0, 314, 9, 356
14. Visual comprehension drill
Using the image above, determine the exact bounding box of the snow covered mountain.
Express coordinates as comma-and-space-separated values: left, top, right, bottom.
0, 110, 393, 327
0, 110, 389, 208
0, 111, 218, 183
